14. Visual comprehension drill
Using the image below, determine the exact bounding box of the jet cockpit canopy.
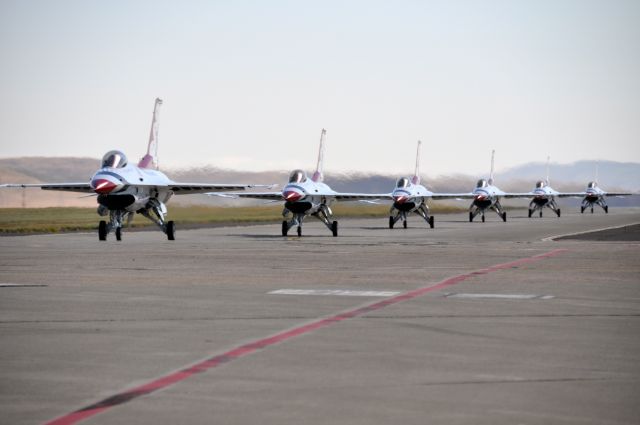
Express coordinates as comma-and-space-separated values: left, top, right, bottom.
476, 179, 489, 188
535, 180, 547, 188
396, 177, 410, 188
587, 181, 597, 189
101, 150, 128, 169
289, 169, 307, 183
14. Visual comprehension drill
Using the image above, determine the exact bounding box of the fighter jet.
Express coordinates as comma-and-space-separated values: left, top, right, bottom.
209, 129, 384, 237
577, 181, 631, 214
1, 98, 260, 241
388, 141, 468, 229
526, 157, 566, 218
467, 150, 530, 222
526, 159, 632, 216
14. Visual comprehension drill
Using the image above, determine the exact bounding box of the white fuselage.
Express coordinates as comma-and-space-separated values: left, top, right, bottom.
472, 184, 505, 210
392, 183, 432, 212
531, 186, 559, 206
281, 180, 336, 215
91, 164, 174, 212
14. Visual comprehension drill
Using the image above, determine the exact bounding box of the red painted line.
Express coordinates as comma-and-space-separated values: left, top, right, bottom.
44, 248, 567, 425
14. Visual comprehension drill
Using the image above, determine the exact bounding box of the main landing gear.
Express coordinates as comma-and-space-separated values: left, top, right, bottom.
282, 205, 338, 237
469, 202, 507, 223
99, 200, 175, 241
98, 209, 131, 241
581, 200, 608, 214
389, 204, 434, 229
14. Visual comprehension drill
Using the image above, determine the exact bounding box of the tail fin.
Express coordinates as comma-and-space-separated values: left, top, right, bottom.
488, 149, 495, 185
138, 98, 163, 169
545, 155, 550, 185
311, 128, 326, 182
411, 140, 422, 185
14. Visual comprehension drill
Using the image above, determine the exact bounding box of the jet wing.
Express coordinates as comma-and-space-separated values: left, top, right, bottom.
333, 193, 391, 201
502, 192, 538, 199
431, 193, 475, 200
169, 183, 256, 195
0, 183, 93, 193
207, 191, 283, 200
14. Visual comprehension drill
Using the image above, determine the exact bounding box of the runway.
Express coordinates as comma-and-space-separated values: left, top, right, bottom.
1, 208, 639, 425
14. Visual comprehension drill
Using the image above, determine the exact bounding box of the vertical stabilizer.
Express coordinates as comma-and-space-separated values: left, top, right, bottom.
488, 149, 495, 185
311, 128, 326, 182
595, 160, 599, 186
138, 98, 163, 169
545, 156, 551, 185
411, 140, 422, 185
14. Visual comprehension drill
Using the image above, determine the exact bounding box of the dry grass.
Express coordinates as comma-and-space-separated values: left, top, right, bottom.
0, 203, 465, 234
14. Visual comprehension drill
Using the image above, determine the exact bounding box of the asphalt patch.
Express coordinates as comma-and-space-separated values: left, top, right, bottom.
556, 224, 640, 241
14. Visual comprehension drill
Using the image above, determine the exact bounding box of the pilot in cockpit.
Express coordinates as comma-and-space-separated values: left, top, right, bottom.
289, 169, 307, 183
101, 151, 128, 169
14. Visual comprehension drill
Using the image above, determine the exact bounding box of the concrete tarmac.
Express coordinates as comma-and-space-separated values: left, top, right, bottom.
1, 207, 639, 425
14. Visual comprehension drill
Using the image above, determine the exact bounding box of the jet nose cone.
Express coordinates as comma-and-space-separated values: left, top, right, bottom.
474, 194, 486, 201
283, 190, 304, 202
393, 195, 409, 204
91, 178, 118, 194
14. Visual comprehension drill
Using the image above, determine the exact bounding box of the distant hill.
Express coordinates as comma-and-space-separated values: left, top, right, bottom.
0, 157, 638, 208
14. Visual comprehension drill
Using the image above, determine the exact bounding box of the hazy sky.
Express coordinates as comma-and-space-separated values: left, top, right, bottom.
1, 0, 639, 177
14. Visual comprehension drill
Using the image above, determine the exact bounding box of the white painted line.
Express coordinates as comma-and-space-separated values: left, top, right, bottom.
542, 222, 640, 242
444, 293, 554, 300
269, 289, 401, 297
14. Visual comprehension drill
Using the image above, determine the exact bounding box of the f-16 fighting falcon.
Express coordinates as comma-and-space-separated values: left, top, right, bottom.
209, 129, 384, 237
387, 141, 468, 229
466, 150, 531, 222
1, 98, 260, 241
578, 181, 631, 214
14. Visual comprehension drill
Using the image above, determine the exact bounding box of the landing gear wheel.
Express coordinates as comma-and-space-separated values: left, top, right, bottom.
428, 216, 435, 229
481, 214, 485, 223
166, 221, 175, 240
297, 226, 302, 237
528, 209, 532, 218
389, 216, 394, 229
557, 209, 561, 218
604, 206, 609, 214
581, 206, 585, 214
98, 221, 107, 241
502, 212, 507, 222
591, 208, 594, 214
331, 221, 338, 237
403, 220, 407, 229
115, 227, 122, 241
469, 212, 474, 222
282, 220, 288, 236
539, 211, 543, 218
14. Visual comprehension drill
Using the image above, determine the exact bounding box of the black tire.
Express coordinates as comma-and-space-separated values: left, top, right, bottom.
98, 221, 107, 241
403, 220, 407, 229
297, 226, 302, 237
528, 209, 532, 218
428, 216, 435, 229
557, 209, 561, 218
331, 221, 338, 237
115, 227, 122, 241
389, 216, 394, 229
282, 220, 288, 236
580, 206, 585, 213
481, 214, 485, 223
502, 212, 507, 222
604, 206, 609, 214
539, 211, 543, 218
166, 221, 175, 240
469, 212, 474, 222
591, 208, 594, 214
